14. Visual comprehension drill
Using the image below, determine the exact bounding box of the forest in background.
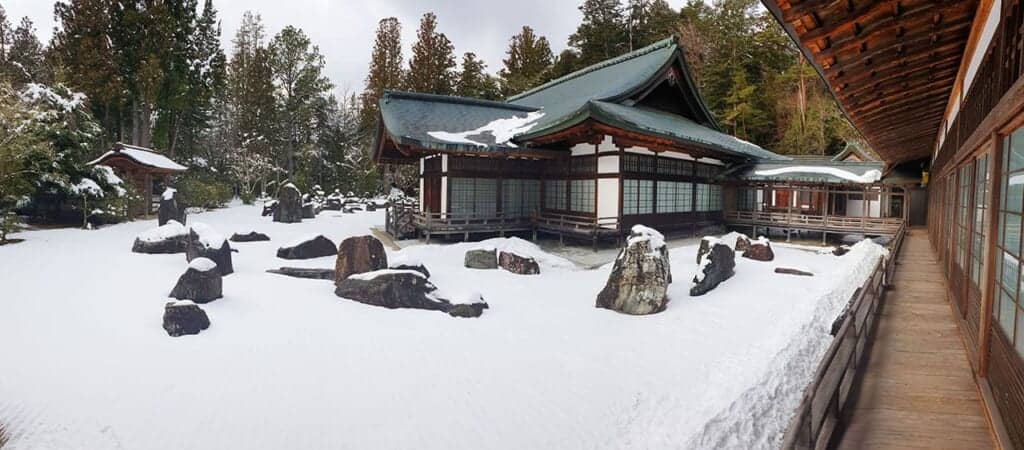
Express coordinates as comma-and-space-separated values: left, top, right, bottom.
0, 0, 864, 237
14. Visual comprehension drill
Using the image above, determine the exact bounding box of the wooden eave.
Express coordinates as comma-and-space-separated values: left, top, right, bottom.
762, 0, 979, 165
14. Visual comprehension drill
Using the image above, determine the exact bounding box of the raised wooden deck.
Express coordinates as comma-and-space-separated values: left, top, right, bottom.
837, 229, 995, 449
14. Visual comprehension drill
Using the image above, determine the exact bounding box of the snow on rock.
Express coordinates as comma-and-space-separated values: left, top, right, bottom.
188, 223, 226, 248
347, 268, 427, 281
188, 257, 218, 272
427, 111, 545, 148
627, 224, 666, 254
162, 187, 177, 200
136, 220, 187, 243
754, 166, 882, 183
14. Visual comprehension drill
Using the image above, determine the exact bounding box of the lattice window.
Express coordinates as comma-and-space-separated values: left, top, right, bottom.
449, 178, 497, 217
569, 179, 595, 213
623, 179, 654, 215
656, 181, 693, 213
544, 179, 567, 210
995, 129, 1024, 356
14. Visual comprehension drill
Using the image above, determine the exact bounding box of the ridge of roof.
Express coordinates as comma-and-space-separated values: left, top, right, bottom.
506, 36, 677, 102
382, 90, 538, 112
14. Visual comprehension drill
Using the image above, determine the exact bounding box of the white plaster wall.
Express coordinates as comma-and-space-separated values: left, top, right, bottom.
441, 176, 448, 215
661, 151, 694, 160
624, 146, 656, 155
571, 142, 595, 156
964, 0, 1002, 92
597, 135, 617, 153
419, 158, 425, 212
598, 155, 619, 174
698, 157, 724, 166
441, 154, 449, 172
597, 178, 619, 223
847, 198, 881, 217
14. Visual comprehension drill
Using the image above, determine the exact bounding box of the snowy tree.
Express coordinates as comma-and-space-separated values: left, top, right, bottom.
498, 26, 553, 96
5, 17, 45, 85
405, 13, 456, 95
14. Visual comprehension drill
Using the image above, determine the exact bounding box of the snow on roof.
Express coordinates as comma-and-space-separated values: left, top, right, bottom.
88, 144, 188, 171
188, 257, 218, 272
427, 111, 545, 148
753, 166, 882, 183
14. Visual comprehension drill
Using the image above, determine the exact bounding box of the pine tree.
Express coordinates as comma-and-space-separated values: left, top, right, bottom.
569, 0, 628, 67
5, 17, 45, 85
456, 52, 499, 100
153, 0, 199, 156
178, 0, 227, 159
227, 12, 278, 177
543, 49, 581, 83
359, 17, 403, 132
405, 12, 456, 95
498, 26, 553, 96
270, 25, 333, 177
627, 0, 678, 50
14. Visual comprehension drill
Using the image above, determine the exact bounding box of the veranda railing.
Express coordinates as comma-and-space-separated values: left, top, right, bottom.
779, 223, 907, 449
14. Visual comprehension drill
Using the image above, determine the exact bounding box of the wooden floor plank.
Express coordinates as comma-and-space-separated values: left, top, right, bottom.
836, 229, 995, 449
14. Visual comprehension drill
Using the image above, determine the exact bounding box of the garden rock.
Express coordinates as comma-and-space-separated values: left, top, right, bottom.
169, 257, 223, 303
163, 300, 210, 337
335, 270, 449, 312
277, 235, 337, 260
498, 251, 540, 275
334, 235, 388, 284
690, 243, 735, 296
742, 239, 775, 262
157, 188, 186, 226
262, 200, 277, 217
365, 203, 377, 212
775, 267, 814, 277
266, 267, 335, 280
596, 225, 672, 315
735, 235, 751, 253
448, 302, 489, 318
273, 183, 303, 223
132, 220, 188, 254
389, 257, 430, 278
302, 203, 316, 219
229, 231, 270, 242
696, 237, 714, 264
185, 223, 233, 276
833, 246, 850, 256
464, 248, 498, 269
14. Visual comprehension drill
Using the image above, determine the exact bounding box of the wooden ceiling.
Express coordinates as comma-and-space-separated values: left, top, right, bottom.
763, 0, 979, 165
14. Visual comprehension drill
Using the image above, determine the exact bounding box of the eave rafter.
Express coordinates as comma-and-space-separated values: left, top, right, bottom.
764, 0, 978, 164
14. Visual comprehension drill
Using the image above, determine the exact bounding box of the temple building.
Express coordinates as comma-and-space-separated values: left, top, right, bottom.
375, 36, 911, 244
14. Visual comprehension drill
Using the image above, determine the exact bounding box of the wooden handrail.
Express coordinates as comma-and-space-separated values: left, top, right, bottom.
780, 224, 907, 449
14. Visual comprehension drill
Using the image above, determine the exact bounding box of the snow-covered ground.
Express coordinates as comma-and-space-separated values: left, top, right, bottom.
0, 202, 885, 450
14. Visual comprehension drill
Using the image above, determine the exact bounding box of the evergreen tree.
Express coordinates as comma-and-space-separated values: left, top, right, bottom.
270, 25, 333, 177
456, 52, 499, 100
405, 12, 456, 95
543, 49, 581, 83
498, 26, 553, 96
569, 0, 628, 67
627, 0, 678, 50
179, 0, 227, 159
359, 17, 403, 131
226, 12, 278, 181
5, 17, 45, 85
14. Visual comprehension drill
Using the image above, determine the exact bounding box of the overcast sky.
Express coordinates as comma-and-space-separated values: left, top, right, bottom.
3, 0, 688, 96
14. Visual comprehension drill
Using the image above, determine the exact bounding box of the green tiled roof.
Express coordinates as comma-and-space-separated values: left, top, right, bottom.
376, 36, 784, 162
379, 91, 539, 153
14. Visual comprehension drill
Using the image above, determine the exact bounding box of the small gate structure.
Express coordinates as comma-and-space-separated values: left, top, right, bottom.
384, 199, 419, 240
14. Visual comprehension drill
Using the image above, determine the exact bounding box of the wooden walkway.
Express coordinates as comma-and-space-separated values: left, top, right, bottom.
837, 229, 995, 449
